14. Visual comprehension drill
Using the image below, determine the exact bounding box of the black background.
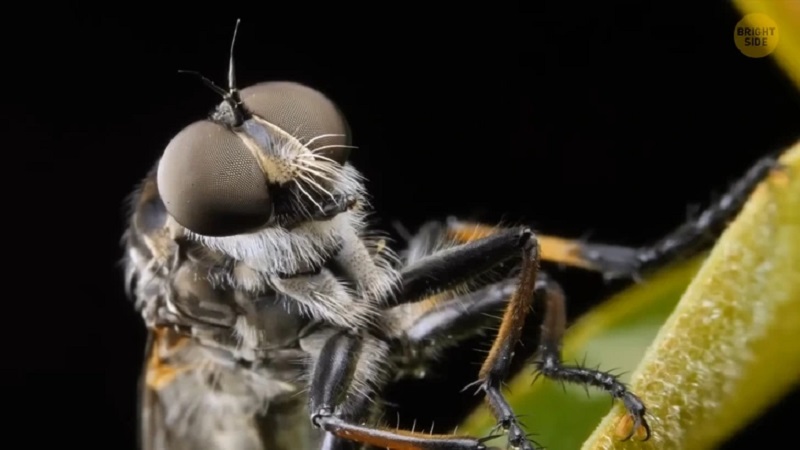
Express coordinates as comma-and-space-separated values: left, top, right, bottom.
8, 3, 800, 449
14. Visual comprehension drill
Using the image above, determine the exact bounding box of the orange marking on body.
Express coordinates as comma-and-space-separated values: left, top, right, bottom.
446, 221, 597, 270
145, 327, 192, 390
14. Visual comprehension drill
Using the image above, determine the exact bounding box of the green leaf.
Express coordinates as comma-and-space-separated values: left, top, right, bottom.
459, 141, 800, 450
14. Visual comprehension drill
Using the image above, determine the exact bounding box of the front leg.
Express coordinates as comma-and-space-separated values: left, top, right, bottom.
402, 278, 519, 348
394, 226, 530, 306
308, 330, 490, 450
394, 274, 649, 442
392, 227, 650, 449
394, 226, 543, 449
474, 229, 540, 450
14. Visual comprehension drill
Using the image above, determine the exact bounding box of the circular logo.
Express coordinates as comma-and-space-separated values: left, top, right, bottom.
734, 13, 779, 58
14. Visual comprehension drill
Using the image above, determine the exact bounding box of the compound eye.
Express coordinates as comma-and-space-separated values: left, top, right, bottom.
240, 81, 352, 164
157, 121, 272, 237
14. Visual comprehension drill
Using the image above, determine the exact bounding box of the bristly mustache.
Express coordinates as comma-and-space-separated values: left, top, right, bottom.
288, 133, 362, 213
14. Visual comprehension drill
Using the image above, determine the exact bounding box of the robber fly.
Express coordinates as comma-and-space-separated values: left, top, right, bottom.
121, 20, 781, 450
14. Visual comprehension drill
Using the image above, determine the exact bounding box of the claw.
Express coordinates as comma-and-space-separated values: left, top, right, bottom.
615, 413, 651, 442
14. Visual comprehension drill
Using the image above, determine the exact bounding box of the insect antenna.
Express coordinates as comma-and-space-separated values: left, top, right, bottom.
176, 18, 246, 126
176, 70, 229, 98
227, 18, 241, 96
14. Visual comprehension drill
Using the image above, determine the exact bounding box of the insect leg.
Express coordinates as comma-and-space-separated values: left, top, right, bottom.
383, 278, 521, 385
469, 229, 540, 450
395, 273, 650, 443
309, 330, 489, 450
401, 278, 518, 349
589, 154, 781, 279
531, 272, 650, 440
444, 219, 621, 272
394, 227, 531, 306
392, 227, 551, 449
447, 154, 780, 280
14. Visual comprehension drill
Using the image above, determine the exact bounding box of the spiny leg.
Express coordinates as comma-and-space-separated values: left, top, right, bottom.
444, 219, 649, 283
392, 226, 531, 307
389, 225, 653, 447
471, 229, 541, 450
531, 273, 650, 441
393, 269, 651, 444
371, 155, 781, 448
387, 279, 520, 380
444, 220, 609, 272
391, 227, 555, 449
309, 330, 491, 450
402, 278, 518, 348
595, 154, 781, 279
446, 154, 781, 280
394, 275, 651, 443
